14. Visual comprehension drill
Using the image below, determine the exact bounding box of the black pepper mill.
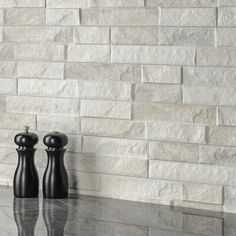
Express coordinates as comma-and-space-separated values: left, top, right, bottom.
43, 132, 69, 199
14, 126, 39, 198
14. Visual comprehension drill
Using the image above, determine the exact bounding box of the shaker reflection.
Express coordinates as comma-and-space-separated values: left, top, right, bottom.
13, 198, 39, 236
43, 199, 69, 236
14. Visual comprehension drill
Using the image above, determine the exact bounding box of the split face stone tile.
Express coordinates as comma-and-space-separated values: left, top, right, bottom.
89, 0, 144, 7
147, 0, 217, 7
0, 44, 15, 60
219, 0, 236, 6
217, 28, 236, 47
0, 0, 45, 7
46, 0, 89, 8
0, 96, 6, 112
218, 107, 236, 126
0, 78, 16, 95
224, 186, 236, 213
0, 62, 16, 78
218, 7, 236, 26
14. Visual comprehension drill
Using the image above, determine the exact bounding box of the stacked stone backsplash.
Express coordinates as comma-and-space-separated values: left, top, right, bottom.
1, 0, 236, 212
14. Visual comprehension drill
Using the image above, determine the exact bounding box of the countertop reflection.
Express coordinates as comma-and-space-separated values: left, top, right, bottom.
0, 186, 235, 235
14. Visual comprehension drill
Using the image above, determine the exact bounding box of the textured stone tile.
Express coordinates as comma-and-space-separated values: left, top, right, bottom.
0, 79, 16, 95
89, 0, 145, 7
133, 103, 216, 124
18, 79, 77, 98
37, 115, 80, 134
218, 7, 236, 26
0, 27, 2, 42
0, 96, 6, 112
112, 45, 195, 65
0, 10, 3, 25
149, 141, 199, 162
0, 113, 36, 130
183, 86, 236, 106
81, 118, 145, 139
218, 107, 236, 126
208, 126, 236, 146
3, 27, 73, 43
81, 100, 131, 119
160, 8, 216, 26
0, 129, 16, 147
83, 136, 148, 159
18, 62, 64, 79
197, 47, 236, 66
218, 28, 236, 46
111, 27, 159, 45
77, 80, 131, 101
75, 27, 109, 44
219, 0, 236, 6
81, 8, 159, 26
0, 147, 16, 165
160, 27, 215, 46
224, 186, 236, 213
0, 44, 15, 59
147, 0, 217, 7
183, 66, 236, 87
182, 214, 223, 236
4, 8, 45, 25
47, 0, 89, 8
65, 153, 148, 177
67, 45, 110, 63
147, 122, 206, 144
6, 96, 80, 115
0, 62, 16, 78
15, 44, 64, 61
46, 9, 80, 25
65, 63, 141, 82
149, 160, 236, 186
182, 182, 223, 204
0, 0, 44, 7
199, 145, 236, 166
135, 84, 181, 103
143, 65, 181, 84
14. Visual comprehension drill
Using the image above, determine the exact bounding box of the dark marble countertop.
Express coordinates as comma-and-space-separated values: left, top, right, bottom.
0, 185, 234, 236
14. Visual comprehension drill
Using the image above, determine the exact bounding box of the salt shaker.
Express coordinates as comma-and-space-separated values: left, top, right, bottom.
14, 126, 39, 198
43, 132, 69, 199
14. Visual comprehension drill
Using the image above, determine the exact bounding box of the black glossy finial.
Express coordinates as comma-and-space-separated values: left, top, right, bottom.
43, 131, 68, 148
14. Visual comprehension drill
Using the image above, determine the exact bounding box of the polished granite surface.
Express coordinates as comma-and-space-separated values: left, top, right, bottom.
0, 186, 235, 236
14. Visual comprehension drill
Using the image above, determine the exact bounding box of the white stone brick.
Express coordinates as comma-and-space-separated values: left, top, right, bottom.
0, 10, 3, 25
111, 27, 159, 45
77, 80, 132, 101
183, 86, 236, 106
81, 8, 159, 26
160, 27, 215, 46
208, 126, 236, 146
224, 186, 236, 213
149, 160, 236, 186
0, 0, 44, 7
6, 96, 80, 115
18, 79, 77, 98
0, 147, 16, 165
67, 45, 110, 63
47, 0, 89, 8
89, 0, 144, 7
3, 27, 73, 43
0, 44, 15, 59
81, 118, 145, 139
66, 153, 147, 177
0, 27, 2, 42
199, 145, 236, 166
219, 0, 236, 6
217, 28, 236, 46
0, 79, 16, 95
0, 113, 36, 130
75, 27, 109, 44
133, 103, 216, 124
46, 9, 80, 25
0, 129, 16, 147
81, 100, 131, 119
160, 8, 216, 26
147, 0, 217, 7
197, 47, 236, 66
0, 96, 5, 112
182, 183, 223, 204
15, 44, 64, 61
135, 84, 181, 103
65, 63, 141, 82
0, 62, 16, 78
183, 66, 236, 87
37, 115, 80, 134
142, 65, 181, 84
112, 45, 195, 65
83, 136, 148, 159
218, 7, 236, 26
149, 141, 199, 162
218, 107, 236, 126
4, 8, 45, 25
18, 62, 64, 79
147, 122, 206, 144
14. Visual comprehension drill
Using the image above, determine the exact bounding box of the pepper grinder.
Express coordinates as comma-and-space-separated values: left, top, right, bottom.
43, 132, 69, 199
14, 126, 39, 198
